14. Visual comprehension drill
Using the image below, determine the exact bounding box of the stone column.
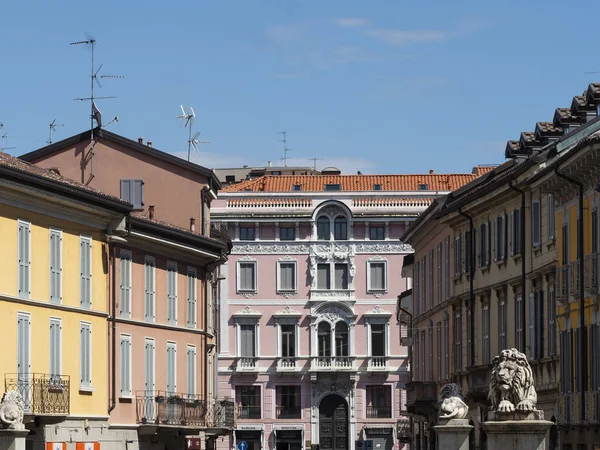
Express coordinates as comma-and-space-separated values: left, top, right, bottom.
0, 429, 29, 450
433, 418, 472, 450
482, 411, 553, 450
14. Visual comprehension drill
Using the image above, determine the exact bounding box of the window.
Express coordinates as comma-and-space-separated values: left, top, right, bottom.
454, 234, 462, 277
80, 236, 92, 308
120, 334, 132, 397
371, 323, 386, 357
144, 256, 156, 322
236, 385, 261, 419
187, 267, 197, 328
419, 184, 428, 190
368, 260, 387, 292
413, 332, 419, 381
499, 300, 506, 352
467, 308, 473, 366
318, 322, 331, 358
437, 244, 442, 304
548, 194, 555, 241
281, 324, 296, 358
561, 222, 569, 265
225, 175, 236, 183
366, 385, 391, 418
238, 260, 257, 292
482, 304, 490, 364
335, 264, 349, 289
17, 313, 31, 376
166, 342, 177, 394
531, 290, 544, 360
532, 200, 541, 247
421, 256, 426, 311
167, 262, 178, 325
478, 222, 490, 267
317, 216, 330, 240
576, 217, 581, 260
443, 315, 450, 379
436, 322, 442, 381
428, 322, 433, 381
276, 386, 301, 419
548, 287, 556, 356
516, 295, 524, 352
370, 225, 385, 240
454, 311, 462, 372
49, 229, 62, 304
49, 318, 61, 383
335, 322, 349, 357
494, 215, 507, 262
280, 226, 295, 241
240, 324, 257, 358
317, 264, 331, 289
373, 184, 382, 191
293, 184, 302, 191
120, 179, 144, 209
80, 322, 92, 387
17, 220, 31, 299
278, 260, 297, 292
414, 261, 420, 316
444, 237, 450, 299
271, 171, 281, 176
144, 338, 155, 394
240, 226, 255, 241
593, 209, 598, 254
510, 208, 522, 256
420, 330, 426, 380
334, 216, 348, 240
325, 184, 341, 191
119, 250, 132, 318
187, 345, 196, 396
464, 230, 473, 274
429, 251, 434, 309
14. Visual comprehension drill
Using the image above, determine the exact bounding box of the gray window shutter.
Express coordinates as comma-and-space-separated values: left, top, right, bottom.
145, 259, 155, 321
187, 346, 196, 396
133, 180, 144, 209
240, 325, 255, 357
166, 344, 176, 394
17, 314, 31, 375
167, 264, 177, 325
370, 262, 385, 290
18, 222, 31, 299
120, 180, 132, 203
145, 339, 155, 393
240, 263, 256, 290
50, 319, 61, 379
50, 230, 62, 303
80, 238, 92, 308
80, 323, 91, 386
120, 337, 126, 395
187, 270, 196, 327
280, 263, 295, 291
120, 252, 131, 317
335, 264, 348, 289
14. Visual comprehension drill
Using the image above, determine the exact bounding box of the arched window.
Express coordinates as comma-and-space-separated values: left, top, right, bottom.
334, 216, 347, 240
318, 322, 331, 357
317, 216, 330, 240
335, 322, 349, 357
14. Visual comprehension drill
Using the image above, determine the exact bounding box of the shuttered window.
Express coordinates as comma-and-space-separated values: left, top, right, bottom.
334, 264, 348, 289
532, 200, 541, 247
80, 322, 92, 387
238, 261, 257, 291
49, 229, 62, 303
166, 342, 177, 394
120, 335, 132, 397
516, 295, 524, 352
443, 317, 450, 379
120, 179, 144, 209
437, 244, 442, 304
144, 338, 155, 393
528, 292, 536, 360
187, 345, 196, 397
429, 250, 434, 308
317, 264, 330, 290
80, 236, 92, 309
17, 313, 31, 375
49, 318, 61, 382
186, 267, 197, 328
167, 262, 178, 325
482, 304, 490, 364
240, 325, 256, 357
119, 250, 132, 318
414, 261, 420, 316
548, 288, 556, 356
499, 300, 507, 351
421, 256, 426, 311
368, 261, 386, 291
436, 323, 442, 381
144, 257, 156, 322
454, 235, 462, 277
510, 208, 522, 256
444, 237, 450, 299
548, 194, 555, 241
17, 220, 31, 299
454, 311, 461, 372
278, 261, 297, 292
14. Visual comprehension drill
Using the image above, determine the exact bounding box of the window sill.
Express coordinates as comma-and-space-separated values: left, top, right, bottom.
79, 385, 95, 394
119, 395, 133, 402
495, 258, 506, 266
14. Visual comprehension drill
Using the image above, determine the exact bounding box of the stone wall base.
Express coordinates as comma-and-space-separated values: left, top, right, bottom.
433, 419, 472, 450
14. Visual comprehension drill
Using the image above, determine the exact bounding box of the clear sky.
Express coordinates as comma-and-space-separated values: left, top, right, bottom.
1, 0, 598, 175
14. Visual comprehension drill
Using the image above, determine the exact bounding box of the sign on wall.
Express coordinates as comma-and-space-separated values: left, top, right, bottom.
187, 438, 201, 449
46, 444, 66, 450
75, 443, 100, 450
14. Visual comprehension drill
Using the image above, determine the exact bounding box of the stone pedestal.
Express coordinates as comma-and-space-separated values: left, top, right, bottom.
433, 419, 473, 450
0, 429, 29, 450
482, 410, 553, 450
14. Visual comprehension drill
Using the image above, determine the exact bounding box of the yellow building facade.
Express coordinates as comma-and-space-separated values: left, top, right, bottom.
0, 153, 131, 449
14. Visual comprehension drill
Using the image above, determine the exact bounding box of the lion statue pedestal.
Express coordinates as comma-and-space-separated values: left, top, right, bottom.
0, 389, 28, 450
482, 349, 553, 450
433, 383, 473, 450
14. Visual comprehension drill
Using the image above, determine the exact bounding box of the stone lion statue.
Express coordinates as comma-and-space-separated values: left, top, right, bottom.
438, 383, 468, 420
488, 348, 537, 413
0, 390, 24, 430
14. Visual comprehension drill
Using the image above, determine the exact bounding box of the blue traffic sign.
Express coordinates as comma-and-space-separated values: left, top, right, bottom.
364, 440, 373, 450
237, 441, 248, 450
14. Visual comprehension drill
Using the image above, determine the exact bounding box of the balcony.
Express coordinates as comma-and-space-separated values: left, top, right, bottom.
237, 405, 261, 419
236, 357, 259, 372
569, 261, 580, 297
5, 373, 70, 416
276, 406, 302, 419
367, 356, 389, 371
277, 357, 298, 372
405, 381, 437, 416
585, 253, 599, 293
207, 398, 236, 429
311, 356, 356, 371
585, 391, 600, 425
136, 391, 208, 427
557, 264, 569, 303
366, 405, 391, 418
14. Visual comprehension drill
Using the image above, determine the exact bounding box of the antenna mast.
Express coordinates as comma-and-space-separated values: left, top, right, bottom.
278, 131, 293, 167
308, 157, 324, 173
48, 119, 65, 144
0, 123, 16, 152
176, 106, 210, 161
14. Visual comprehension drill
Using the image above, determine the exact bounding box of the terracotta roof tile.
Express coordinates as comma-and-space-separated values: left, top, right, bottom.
222, 173, 483, 193
131, 212, 224, 244
472, 166, 496, 177
536, 121, 561, 134
0, 151, 123, 202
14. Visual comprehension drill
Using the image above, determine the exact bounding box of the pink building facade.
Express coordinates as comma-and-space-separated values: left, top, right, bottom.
212, 172, 477, 450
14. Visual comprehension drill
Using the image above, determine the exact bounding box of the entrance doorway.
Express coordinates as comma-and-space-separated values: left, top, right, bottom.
319, 395, 349, 450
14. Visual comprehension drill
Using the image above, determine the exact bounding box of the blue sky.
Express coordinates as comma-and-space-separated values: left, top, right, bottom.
1, 0, 598, 174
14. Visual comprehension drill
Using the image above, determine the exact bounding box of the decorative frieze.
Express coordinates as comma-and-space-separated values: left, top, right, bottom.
231, 241, 413, 254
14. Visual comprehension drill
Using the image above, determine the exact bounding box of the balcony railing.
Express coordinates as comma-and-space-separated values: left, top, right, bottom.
585, 391, 600, 424
4, 373, 70, 415
276, 406, 302, 419
557, 264, 569, 302
136, 391, 208, 426
569, 261, 580, 297
406, 381, 437, 407
311, 356, 356, 371
237, 405, 261, 419
367, 356, 389, 371
585, 254, 599, 293
366, 405, 391, 418
277, 357, 298, 371
207, 398, 236, 429
237, 357, 259, 371
468, 365, 491, 395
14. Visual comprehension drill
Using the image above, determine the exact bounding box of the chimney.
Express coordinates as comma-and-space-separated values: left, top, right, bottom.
429, 169, 434, 174
190, 217, 196, 232
268, 161, 272, 167
148, 205, 155, 220
138, 137, 143, 144
147, 140, 152, 147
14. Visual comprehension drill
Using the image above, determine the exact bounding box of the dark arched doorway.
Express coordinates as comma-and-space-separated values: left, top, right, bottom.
319, 395, 349, 450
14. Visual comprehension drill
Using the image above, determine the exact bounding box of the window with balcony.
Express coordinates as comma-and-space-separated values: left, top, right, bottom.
49, 318, 62, 383
281, 324, 296, 359
499, 299, 507, 352
334, 216, 348, 240
276, 386, 301, 419
240, 324, 257, 359
335, 322, 349, 357
482, 303, 490, 364
317, 263, 349, 290
277, 260, 297, 293
367, 260, 387, 293
366, 385, 391, 418
236, 386, 261, 419
548, 287, 556, 356
369, 225, 385, 240
318, 322, 331, 359
454, 311, 462, 372
240, 226, 255, 241
516, 295, 524, 352
436, 322, 442, 381
317, 216, 330, 240
238, 260, 257, 293
370, 324, 385, 358
280, 226, 295, 241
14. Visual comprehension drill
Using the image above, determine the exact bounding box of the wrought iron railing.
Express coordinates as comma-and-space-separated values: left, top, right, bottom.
585, 254, 599, 293
136, 391, 207, 426
585, 391, 600, 424
207, 398, 236, 428
237, 405, 261, 419
557, 264, 569, 302
311, 356, 355, 370
276, 406, 301, 419
405, 382, 437, 406
4, 373, 69, 415
367, 356, 388, 370
569, 261, 580, 297
397, 420, 412, 444
366, 405, 391, 418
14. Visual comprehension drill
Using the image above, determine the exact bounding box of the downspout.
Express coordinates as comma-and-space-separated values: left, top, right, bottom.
108, 242, 117, 414
555, 167, 587, 416
457, 208, 475, 367
508, 180, 527, 350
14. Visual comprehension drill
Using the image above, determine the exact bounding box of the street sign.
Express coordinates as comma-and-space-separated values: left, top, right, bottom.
237, 441, 248, 450
364, 440, 373, 450
187, 438, 201, 449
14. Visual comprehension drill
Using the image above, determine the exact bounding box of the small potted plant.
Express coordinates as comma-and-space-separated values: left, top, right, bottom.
155, 395, 165, 403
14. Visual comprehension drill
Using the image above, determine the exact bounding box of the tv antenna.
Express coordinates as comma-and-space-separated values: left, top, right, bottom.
308, 157, 324, 173
177, 106, 209, 161
278, 131, 293, 166
47, 119, 65, 144
70, 34, 123, 140
0, 123, 16, 152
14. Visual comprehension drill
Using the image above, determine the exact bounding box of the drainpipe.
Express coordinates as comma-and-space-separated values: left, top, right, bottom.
555, 168, 586, 416
108, 242, 117, 414
457, 208, 475, 367
398, 304, 413, 382
508, 180, 527, 350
